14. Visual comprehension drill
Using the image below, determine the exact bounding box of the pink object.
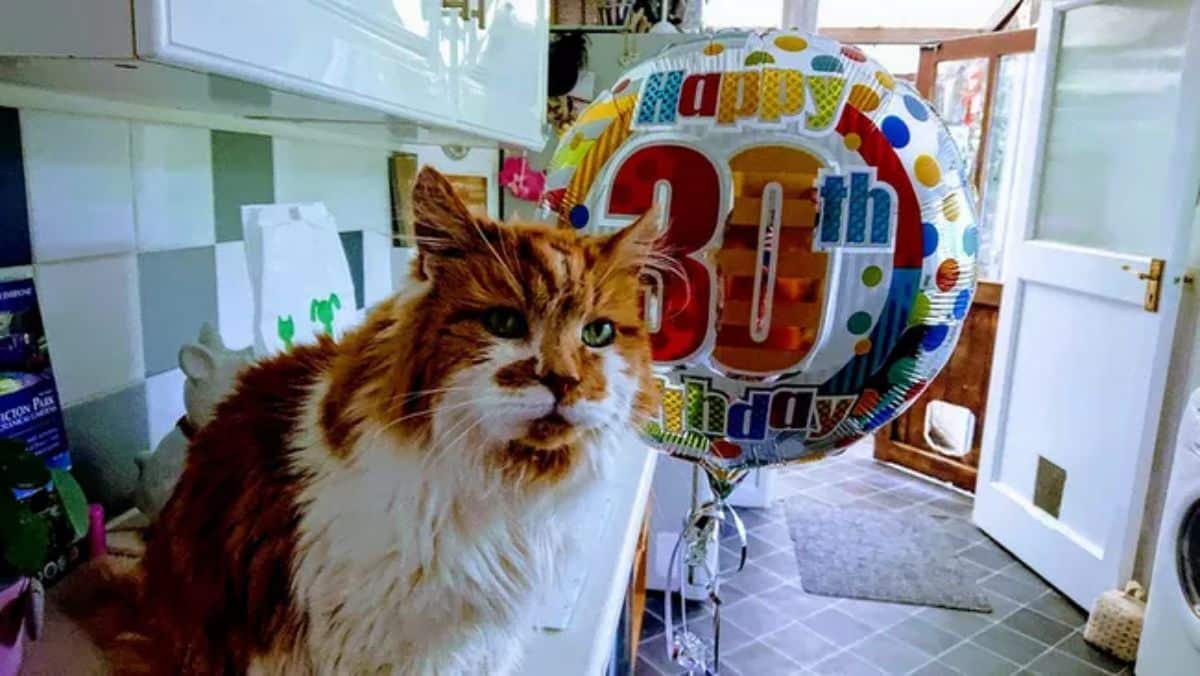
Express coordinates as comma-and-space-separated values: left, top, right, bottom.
499, 156, 546, 202
88, 503, 106, 558
0, 579, 28, 676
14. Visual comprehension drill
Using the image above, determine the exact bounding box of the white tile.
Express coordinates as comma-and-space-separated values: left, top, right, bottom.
36, 255, 143, 405
362, 231, 393, 307
272, 137, 390, 234
214, 241, 254, 351
132, 122, 215, 251
391, 247, 418, 293
21, 111, 136, 261
145, 367, 185, 447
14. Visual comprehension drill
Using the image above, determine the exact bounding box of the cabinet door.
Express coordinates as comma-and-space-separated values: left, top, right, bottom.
453, 0, 548, 148
136, 0, 454, 125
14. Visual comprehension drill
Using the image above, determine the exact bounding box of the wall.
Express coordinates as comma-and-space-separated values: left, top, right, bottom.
0, 101, 496, 513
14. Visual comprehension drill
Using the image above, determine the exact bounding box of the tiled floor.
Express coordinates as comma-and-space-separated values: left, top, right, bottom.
634, 444, 1133, 676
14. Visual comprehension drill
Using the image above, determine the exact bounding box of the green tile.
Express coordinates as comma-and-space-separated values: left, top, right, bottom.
64, 383, 148, 513
211, 130, 273, 242
138, 246, 218, 375
339, 230, 364, 309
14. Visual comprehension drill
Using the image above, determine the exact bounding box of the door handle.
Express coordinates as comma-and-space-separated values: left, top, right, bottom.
1122, 258, 1165, 312
443, 0, 486, 30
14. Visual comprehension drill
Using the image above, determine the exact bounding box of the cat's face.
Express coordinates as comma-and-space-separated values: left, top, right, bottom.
399, 167, 658, 481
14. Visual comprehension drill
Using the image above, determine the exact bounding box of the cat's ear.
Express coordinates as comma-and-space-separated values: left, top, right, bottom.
598, 205, 660, 271
411, 166, 478, 260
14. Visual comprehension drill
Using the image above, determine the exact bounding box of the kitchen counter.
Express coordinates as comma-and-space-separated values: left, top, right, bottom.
22, 444, 657, 676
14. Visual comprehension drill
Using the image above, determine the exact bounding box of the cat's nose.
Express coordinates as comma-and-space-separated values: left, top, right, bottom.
539, 371, 580, 402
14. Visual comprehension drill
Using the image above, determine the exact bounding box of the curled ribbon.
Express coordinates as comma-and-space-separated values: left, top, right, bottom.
663, 491, 748, 674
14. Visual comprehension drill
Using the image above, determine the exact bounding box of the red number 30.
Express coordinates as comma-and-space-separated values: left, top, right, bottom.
606, 143, 825, 376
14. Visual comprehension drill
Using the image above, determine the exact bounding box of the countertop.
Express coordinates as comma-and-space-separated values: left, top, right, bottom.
21, 444, 657, 676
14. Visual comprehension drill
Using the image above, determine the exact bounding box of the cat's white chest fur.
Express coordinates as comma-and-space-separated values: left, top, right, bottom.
255, 381, 601, 676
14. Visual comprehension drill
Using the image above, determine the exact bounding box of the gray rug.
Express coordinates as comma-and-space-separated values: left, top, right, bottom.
787, 503, 993, 612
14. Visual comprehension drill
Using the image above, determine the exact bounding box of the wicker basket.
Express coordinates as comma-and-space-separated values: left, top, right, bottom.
1083, 581, 1145, 662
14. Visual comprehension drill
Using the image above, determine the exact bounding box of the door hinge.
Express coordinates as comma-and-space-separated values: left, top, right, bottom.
1123, 258, 1165, 312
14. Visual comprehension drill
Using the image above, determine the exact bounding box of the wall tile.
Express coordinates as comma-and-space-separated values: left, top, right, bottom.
132, 122, 215, 251
214, 240, 254, 351
273, 137, 389, 234
21, 110, 136, 261
391, 246, 417, 293
362, 231, 393, 307
35, 255, 144, 406
63, 382, 148, 513
211, 130, 274, 243
0, 107, 31, 268
138, 246, 218, 376
339, 230, 364, 310
145, 367, 185, 448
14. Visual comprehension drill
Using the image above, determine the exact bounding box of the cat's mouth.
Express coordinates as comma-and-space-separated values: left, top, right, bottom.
523, 411, 576, 447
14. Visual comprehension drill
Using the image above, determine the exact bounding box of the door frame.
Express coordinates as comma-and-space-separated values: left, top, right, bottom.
975, 0, 1200, 607
873, 28, 1035, 491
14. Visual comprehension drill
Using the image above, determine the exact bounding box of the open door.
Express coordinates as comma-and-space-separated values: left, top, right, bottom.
974, 0, 1200, 609
874, 28, 1035, 491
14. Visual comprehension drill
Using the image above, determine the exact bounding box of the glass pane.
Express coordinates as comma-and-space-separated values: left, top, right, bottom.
858, 44, 921, 77
977, 53, 1032, 281
931, 58, 990, 185
1034, 0, 1191, 254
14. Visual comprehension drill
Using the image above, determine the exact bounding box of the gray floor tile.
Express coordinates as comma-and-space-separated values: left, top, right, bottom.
1025, 649, 1110, 676
857, 470, 908, 491
961, 541, 1018, 570
726, 561, 787, 598
723, 640, 804, 675
1028, 592, 1087, 628
885, 616, 963, 657
762, 620, 841, 665
757, 548, 802, 579
1002, 608, 1074, 646
641, 608, 665, 641
851, 633, 929, 675
836, 478, 880, 496
863, 490, 915, 510
916, 606, 996, 638
940, 642, 1021, 676
765, 582, 836, 620
738, 506, 784, 531
982, 590, 1021, 620
802, 608, 874, 646
634, 655, 665, 676
811, 650, 887, 676
636, 635, 677, 674
973, 624, 1048, 666
980, 572, 1049, 605
833, 598, 916, 631
804, 483, 860, 506
723, 597, 795, 638
911, 661, 963, 676
882, 484, 938, 504
997, 562, 1048, 588
1057, 632, 1128, 674
926, 496, 974, 517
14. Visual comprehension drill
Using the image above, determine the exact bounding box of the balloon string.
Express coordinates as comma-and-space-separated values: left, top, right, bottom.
663, 497, 748, 675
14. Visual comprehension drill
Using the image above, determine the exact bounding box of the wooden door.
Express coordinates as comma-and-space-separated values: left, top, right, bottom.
874, 28, 1035, 491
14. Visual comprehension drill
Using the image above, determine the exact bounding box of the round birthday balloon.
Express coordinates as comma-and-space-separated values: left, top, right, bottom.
543, 30, 978, 471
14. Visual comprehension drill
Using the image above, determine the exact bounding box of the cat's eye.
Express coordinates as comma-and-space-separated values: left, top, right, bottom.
482, 307, 527, 339
582, 319, 616, 348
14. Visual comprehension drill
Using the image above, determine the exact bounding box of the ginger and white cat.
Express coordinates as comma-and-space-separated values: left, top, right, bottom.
132, 167, 659, 674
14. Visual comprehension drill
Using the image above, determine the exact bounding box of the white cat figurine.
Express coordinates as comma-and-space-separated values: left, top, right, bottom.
134, 324, 253, 520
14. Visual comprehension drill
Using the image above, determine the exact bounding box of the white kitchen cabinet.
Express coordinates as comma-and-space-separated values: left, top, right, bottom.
135, 0, 456, 127
0, 0, 548, 149
455, 0, 548, 146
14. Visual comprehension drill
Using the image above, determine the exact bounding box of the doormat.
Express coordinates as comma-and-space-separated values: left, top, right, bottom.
787, 503, 993, 612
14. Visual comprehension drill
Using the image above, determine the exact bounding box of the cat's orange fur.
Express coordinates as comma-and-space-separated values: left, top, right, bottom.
74, 167, 659, 674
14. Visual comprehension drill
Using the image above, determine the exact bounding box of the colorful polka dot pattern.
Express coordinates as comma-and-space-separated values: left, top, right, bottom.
805, 76, 846, 130
760, 68, 805, 122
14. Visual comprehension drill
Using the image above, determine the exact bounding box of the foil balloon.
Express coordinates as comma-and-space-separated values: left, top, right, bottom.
543, 30, 978, 471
